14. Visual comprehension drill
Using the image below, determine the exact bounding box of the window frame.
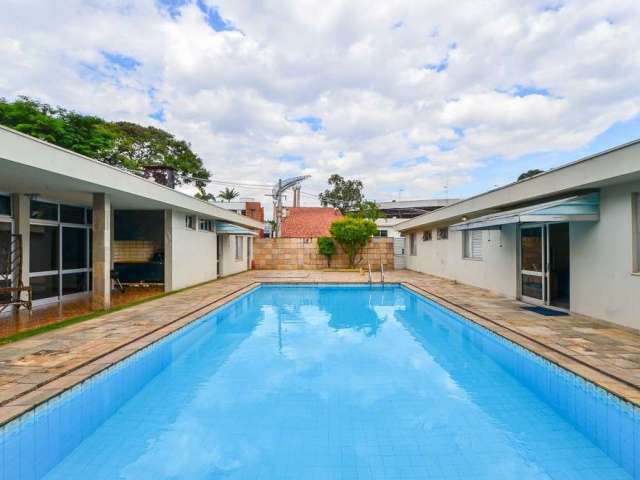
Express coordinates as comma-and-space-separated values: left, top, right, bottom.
235, 236, 244, 260
422, 230, 432, 241
409, 233, 417, 256
199, 218, 213, 232
462, 230, 483, 260
185, 215, 196, 230
633, 193, 640, 273
437, 227, 449, 240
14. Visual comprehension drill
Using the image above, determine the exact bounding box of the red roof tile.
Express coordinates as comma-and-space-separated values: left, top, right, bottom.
280, 207, 343, 237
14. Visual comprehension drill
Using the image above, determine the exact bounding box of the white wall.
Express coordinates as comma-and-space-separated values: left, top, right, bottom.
166, 210, 218, 290
405, 225, 518, 298
220, 234, 252, 277
571, 182, 640, 329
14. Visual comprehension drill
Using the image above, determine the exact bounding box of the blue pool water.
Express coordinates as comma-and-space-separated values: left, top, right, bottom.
1, 284, 638, 479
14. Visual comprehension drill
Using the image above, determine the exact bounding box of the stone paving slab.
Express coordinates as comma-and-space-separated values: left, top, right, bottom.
1, 269, 640, 427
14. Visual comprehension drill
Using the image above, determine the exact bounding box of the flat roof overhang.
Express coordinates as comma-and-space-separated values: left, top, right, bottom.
396, 138, 640, 233
0, 126, 262, 230
449, 193, 600, 231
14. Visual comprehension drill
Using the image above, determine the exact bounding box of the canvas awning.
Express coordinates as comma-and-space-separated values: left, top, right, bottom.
449, 193, 599, 231
215, 221, 258, 236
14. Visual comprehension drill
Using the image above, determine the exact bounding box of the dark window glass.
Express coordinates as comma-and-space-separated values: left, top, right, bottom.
62, 227, 87, 269
31, 200, 58, 221
0, 222, 11, 276
0, 195, 10, 216
86, 209, 92, 224
62, 272, 87, 295
30, 225, 59, 272
522, 274, 543, 300
31, 275, 59, 300
60, 205, 86, 224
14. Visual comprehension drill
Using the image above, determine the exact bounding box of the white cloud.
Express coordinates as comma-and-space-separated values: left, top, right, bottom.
2, 0, 640, 215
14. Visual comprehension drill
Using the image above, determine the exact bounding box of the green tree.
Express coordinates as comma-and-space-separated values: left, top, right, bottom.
195, 187, 216, 202
218, 187, 240, 202
351, 200, 384, 221
517, 169, 544, 181
0, 97, 211, 192
319, 174, 364, 214
103, 122, 210, 188
329, 217, 377, 268
317, 236, 337, 267
266, 219, 278, 238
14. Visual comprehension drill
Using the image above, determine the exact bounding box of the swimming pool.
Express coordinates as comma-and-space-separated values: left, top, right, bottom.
1, 284, 638, 479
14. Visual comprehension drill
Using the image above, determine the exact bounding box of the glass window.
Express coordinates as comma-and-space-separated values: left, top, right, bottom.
185, 215, 195, 230
31, 200, 58, 221
86, 208, 93, 224
235, 236, 244, 260
0, 195, 10, 216
30, 225, 59, 272
521, 228, 543, 272
522, 274, 544, 300
422, 230, 432, 241
31, 275, 59, 300
62, 227, 87, 269
463, 230, 483, 260
377, 230, 388, 237
437, 228, 449, 240
62, 272, 88, 296
199, 218, 213, 232
0, 222, 11, 278
60, 204, 86, 224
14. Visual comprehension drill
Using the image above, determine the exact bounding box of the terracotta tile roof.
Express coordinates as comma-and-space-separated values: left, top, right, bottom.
280, 207, 343, 237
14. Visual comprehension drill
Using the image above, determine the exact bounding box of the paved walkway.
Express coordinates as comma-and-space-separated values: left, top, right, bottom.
1, 269, 639, 426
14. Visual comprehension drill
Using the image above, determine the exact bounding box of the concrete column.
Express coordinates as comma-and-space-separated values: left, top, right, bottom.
12, 194, 30, 296
92, 193, 111, 310
163, 209, 173, 292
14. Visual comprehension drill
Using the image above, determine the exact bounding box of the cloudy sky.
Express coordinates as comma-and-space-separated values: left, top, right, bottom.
2, 0, 640, 213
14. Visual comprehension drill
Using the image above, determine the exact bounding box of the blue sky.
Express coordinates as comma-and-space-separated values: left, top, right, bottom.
1, 0, 639, 208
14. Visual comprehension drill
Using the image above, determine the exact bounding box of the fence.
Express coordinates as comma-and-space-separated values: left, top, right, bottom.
253, 237, 394, 270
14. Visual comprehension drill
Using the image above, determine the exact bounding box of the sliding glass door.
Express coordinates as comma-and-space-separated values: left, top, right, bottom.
29, 200, 91, 303
520, 225, 546, 305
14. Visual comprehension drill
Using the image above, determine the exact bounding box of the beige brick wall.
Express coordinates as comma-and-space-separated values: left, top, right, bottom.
113, 240, 159, 263
253, 237, 394, 270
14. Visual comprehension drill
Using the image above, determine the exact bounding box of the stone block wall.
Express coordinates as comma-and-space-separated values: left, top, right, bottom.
253, 237, 394, 270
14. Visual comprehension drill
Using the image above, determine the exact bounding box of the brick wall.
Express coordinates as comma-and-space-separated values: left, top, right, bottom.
112, 240, 159, 263
253, 237, 394, 270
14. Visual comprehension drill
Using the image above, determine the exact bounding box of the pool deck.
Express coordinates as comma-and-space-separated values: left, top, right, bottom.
1, 269, 640, 426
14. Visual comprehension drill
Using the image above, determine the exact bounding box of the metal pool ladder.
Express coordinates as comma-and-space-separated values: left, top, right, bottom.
380, 257, 385, 284
367, 262, 372, 284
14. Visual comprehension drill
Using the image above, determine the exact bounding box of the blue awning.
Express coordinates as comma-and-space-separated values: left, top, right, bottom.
215, 221, 258, 236
450, 193, 599, 231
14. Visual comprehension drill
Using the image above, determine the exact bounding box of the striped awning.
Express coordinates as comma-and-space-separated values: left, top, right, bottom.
215, 221, 258, 236
450, 193, 599, 231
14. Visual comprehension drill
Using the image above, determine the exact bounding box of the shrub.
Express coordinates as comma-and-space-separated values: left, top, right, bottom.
317, 236, 337, 267
329, 217, 377, 268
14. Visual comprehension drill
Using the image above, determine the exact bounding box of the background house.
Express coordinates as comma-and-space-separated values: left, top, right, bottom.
279, 207, 343, 238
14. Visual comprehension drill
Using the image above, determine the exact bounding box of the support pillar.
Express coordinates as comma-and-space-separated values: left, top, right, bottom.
163, 210, 173, 293
12, 194, 30, 297
92, 193, 111, 310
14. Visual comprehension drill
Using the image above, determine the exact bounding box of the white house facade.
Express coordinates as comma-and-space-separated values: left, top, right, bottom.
397, 140, 640, 330
0, 126, 261, 310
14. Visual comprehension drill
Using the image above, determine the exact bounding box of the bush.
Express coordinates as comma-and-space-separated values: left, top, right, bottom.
329, 217, 377, 268
317, 236, 337, 267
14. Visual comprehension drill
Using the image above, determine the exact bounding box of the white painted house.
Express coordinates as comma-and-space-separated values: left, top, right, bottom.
397, 140, 640, 330
0, 126, 261, 310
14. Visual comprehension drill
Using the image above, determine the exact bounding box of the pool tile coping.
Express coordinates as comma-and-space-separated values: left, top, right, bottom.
1, 276, 639, 428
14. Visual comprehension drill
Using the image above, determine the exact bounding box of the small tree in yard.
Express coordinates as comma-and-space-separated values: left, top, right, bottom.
329, 217, 377, 268
318, 236, 337, 268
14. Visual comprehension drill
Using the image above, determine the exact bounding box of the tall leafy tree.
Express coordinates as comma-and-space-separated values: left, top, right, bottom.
0, 97, 211, 192
319, 174, 364, 214
218, 187, 240, 202
351, 200, 384, 221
